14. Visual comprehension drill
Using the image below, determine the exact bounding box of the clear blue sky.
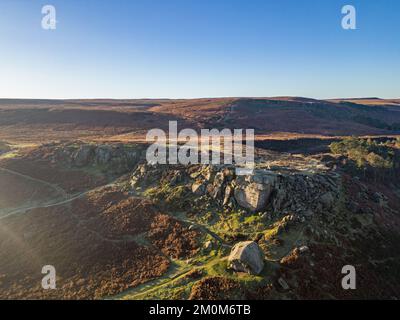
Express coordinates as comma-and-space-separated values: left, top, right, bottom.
0, 0, 399, 99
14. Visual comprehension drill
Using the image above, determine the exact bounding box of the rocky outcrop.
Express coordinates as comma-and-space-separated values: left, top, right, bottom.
189, 166, 279, 211
30, 142, 142, 174
269, 173, 340, 217
129, 161, 341, 216
228, 241, 265, 275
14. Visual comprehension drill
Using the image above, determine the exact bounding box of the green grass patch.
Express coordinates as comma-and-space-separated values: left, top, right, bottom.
210, 211, 268, 238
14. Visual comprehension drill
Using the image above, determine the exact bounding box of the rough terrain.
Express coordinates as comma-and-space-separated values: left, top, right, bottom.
0, 98, 399, 300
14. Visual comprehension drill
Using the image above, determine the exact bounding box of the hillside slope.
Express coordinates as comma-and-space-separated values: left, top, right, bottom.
0, 140, 399, 299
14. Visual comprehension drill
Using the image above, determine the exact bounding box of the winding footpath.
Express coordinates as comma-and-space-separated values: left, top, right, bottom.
0, 167, 67, 198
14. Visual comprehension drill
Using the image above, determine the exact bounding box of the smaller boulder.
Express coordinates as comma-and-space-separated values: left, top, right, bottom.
228, 241, 265, 275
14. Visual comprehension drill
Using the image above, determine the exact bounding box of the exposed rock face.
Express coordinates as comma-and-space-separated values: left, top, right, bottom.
228, 241, 265, 275
73, 145, 95, 167
94, 145, 113, 165
69, 144, 141, 173
190, 167, 279, 211
29, 142, 142, 175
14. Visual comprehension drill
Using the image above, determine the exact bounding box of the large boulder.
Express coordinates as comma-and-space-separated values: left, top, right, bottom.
234, 183, 271, 211
228, 241, 265, 275
233, 171, 277, 211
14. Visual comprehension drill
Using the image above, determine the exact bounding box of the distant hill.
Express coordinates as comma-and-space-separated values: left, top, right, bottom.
328, 97, 400, 106
0, 97, 400, 143
149, 97, 400, 135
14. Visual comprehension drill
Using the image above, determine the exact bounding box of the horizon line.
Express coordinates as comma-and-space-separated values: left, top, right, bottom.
0, 96, 399, 101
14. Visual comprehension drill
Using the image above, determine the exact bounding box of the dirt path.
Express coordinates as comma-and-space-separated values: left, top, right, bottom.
0, 173, 142, 252
111, 260, 193, 300
0, 168, 122, 221
0, 166, 68, 198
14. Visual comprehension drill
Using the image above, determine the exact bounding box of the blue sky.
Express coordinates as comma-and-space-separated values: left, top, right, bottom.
0, 0, 399, 99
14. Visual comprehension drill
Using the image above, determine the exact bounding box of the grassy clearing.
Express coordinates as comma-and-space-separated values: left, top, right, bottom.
209, 210, 269, 240
144, 183, 194, 210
